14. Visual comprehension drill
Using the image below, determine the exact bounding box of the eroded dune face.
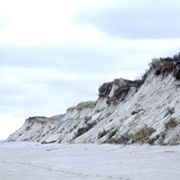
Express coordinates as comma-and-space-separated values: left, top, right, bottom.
6, 57, 180, 145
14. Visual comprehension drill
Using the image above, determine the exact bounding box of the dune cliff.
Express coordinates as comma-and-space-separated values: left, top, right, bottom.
6, 54, 180, 145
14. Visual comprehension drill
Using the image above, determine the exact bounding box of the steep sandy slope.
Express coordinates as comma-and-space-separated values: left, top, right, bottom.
6, 57, 180, 145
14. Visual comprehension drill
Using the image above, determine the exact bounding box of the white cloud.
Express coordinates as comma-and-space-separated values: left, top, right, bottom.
0, 0, 103, 46
1, 0, 180, 139
73, 0, 180, 39
0, 66, 141, 120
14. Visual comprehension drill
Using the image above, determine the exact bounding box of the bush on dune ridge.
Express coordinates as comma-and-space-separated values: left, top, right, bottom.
140, 52, 180, 83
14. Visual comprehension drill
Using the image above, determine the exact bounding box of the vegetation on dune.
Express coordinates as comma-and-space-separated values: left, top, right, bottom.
67, 101, 96, 112
141, 53, 180, 82
98, 53, 180, 105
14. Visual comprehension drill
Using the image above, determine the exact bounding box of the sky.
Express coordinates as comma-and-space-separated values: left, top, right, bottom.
1, 0, 180, 139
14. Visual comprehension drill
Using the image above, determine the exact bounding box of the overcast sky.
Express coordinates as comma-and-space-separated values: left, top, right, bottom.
1, 0, 180, 139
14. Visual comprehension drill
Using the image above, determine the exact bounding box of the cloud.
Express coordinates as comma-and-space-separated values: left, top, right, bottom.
72, 0, 180, 39
0, 12, 11, 33
0, 65, 141, 119
1, 38, 180, 74
0, 0, 102, 46
1, 0, 180, 139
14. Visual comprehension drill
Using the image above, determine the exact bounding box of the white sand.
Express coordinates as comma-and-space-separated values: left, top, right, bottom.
0, 142, 180, 180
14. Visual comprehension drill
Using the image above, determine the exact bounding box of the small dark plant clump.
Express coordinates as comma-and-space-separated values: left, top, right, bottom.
164, 107, 175, 117
173, 62, 180, 80
165, 118, 178, 129
98, 82, 113, 97
146, 53, 180, 80
28, 116, 47, 120
139, 53, 180, 84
